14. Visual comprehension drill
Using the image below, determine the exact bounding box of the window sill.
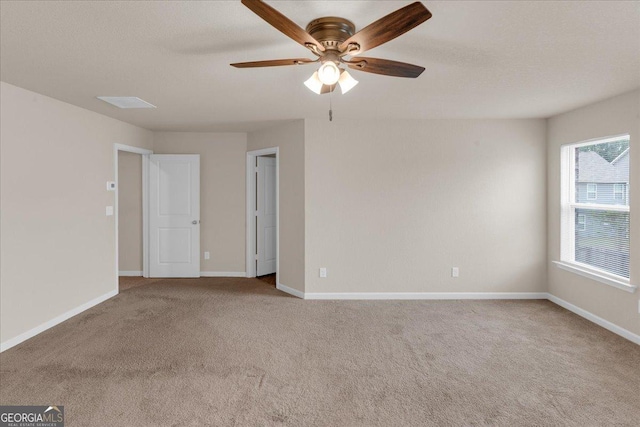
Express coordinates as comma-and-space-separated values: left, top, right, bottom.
553, 261, 637, 293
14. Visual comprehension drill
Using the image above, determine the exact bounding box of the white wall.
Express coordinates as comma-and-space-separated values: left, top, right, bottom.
153, 132, 247, 274
547, 90, 640, 336
304, 119, 548, 295
117, 151, 143, 273
0, 82, 153, 345
248, 121, 305, 292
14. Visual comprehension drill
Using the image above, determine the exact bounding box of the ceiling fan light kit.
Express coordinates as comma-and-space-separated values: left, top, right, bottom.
317, 61, 341, 85
231, 0, 432, 96
304, 69, 359, 95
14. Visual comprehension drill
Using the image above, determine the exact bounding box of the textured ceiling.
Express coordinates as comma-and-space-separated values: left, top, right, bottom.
1, 1, 639, 132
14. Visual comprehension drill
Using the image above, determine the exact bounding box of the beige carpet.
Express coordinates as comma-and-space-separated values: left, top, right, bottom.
118, 276, 164, 292
1, 277, 639, 426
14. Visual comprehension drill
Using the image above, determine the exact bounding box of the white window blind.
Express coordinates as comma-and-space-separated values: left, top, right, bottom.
560, 136, 630, 280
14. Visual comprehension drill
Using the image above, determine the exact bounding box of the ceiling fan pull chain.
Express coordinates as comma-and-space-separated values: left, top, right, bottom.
329, 90, 333, 122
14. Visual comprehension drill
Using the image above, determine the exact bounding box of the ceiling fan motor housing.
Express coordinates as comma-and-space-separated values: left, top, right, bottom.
305, 17, 356, 52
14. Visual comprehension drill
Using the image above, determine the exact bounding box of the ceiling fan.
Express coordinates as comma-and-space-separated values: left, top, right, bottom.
231, 0, 432, 95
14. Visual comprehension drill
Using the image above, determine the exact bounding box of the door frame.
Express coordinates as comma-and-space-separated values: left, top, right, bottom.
246, 147, 279, 280
114, 143, 153, 291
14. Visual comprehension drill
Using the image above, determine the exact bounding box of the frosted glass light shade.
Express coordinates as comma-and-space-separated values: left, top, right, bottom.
304, 72, 323, 94
338, 70, 358, 94
317, 61, 341, 85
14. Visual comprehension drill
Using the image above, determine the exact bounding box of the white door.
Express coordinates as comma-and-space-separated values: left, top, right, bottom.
149, 154, 200, 278
256, 156, 277, 276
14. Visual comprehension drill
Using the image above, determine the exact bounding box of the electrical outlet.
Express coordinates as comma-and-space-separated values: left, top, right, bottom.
319, 267, 327, 278
451, 267, 459, 278
204, 251, 210, 260
106, 206, 114, 216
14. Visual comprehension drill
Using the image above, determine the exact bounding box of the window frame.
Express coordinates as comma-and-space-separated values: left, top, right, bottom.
558, 135, 634, 292
586, 183, 597, 200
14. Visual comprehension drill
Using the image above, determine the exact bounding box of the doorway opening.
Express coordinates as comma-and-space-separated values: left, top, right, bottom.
114, 143, 152, 292
246, 148, 279, 287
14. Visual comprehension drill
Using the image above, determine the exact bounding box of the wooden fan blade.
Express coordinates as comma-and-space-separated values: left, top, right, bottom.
346, 57, 425, 78
339, 2, 431, 55
231, 58, 316, 68
241, 0, 324, 52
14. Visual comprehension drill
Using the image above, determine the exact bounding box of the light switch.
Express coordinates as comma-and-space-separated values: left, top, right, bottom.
107, 181, 116, 191
106, 206, 114, 216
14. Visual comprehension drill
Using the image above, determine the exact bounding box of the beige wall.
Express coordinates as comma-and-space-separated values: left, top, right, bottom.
117, 151, 142, 273
3, 77, 635, 347
304, 119, 547, 294
153, 132, 247, 274
547, 90, 640, 335
248, 121, 305, 292
0, 81, 153, 344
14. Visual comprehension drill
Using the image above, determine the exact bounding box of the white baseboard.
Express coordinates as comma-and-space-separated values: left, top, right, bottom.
302, 292, 549, 300
0, 289, 118, 353
200, 271, 246, 277
119, 271, 142, 276
276, 282, 305, 299
547, 294, 640, 345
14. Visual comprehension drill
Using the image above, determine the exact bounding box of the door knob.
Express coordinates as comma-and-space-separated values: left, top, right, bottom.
192, 220, 198, 225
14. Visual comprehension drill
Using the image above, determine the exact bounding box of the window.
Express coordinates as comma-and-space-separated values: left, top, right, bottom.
560, 135, 630, 280
614, 183, 625, 200
577, 214, 586, 231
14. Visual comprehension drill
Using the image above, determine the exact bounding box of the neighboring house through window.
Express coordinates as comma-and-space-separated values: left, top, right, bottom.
613, 183, 625, 200
560, 136, 630, 280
